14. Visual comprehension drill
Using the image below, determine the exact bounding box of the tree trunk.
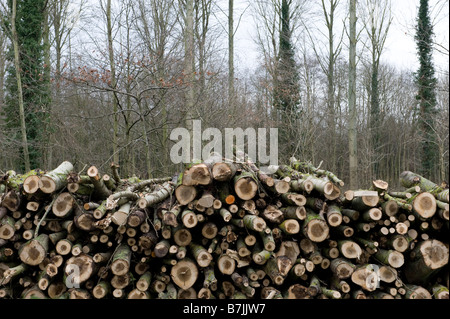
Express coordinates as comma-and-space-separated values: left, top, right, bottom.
106, 0, 120, 166
11, 0, 30, 172
348, 0, 358, 189
228, 0, 235, 111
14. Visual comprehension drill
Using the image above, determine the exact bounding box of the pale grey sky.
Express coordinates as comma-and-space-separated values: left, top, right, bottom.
231, 0, 449, 74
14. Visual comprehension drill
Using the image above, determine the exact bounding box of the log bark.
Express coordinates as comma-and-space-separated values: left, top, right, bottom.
243, 215, 266, 232
326, 205, 343, 227
281, 193, 306, 206
138, 182, 174, 208
330, 258, 356, 279
87, 166, 112, 200
403, 284, 432, 299
374, 249, 404, 268
403, 239, 449, 285
111, 244, 132, 276
400, 171, 443, 194
39, 161, 73, 194
190, 242, 213, 267
302, 210, 329, 243
280, 206, 306, 221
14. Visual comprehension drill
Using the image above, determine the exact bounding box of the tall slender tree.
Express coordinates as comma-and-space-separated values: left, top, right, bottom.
4, 0, 50, 171
360, 0, 392, 178
415, 0, 438, 179
104, 0, 120, 166
182, 0, 195, 132
348, 0, 358, 189
273, 0, 300, 156
228, 0, 235, 111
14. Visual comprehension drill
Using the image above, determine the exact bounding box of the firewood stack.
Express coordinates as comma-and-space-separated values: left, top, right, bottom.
0, 156, 448, 299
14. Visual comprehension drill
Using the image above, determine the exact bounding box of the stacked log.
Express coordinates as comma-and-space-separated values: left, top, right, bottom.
0, 159, 448, 300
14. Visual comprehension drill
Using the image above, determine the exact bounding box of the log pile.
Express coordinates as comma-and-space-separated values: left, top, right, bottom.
0, 157, 448, 299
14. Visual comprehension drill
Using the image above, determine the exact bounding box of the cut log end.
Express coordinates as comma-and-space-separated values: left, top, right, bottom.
38, 176, 57, 194
19, 239, 47, 266
384, 200, 399, 216
275, 180, 290, 194
392, 236, 409, 253
173, 229, 192, 247
340, 241, 363, 259
305, 219, 329, 243
421, 240, 449, 270
367, 208, 382, 221
87, 166, 99, 178
361, 195, 380, 207
23, 175, 40, 194
234, 177, 258, 200
175, 185, 197, 206
327, 213, 343, 227
0, 224, 15, 240
218, 255, 236, 275
413, 192, 437, 219
280, 219, 300, 235
388, 251, 405, 268
111, 260, 130, 276
406, 286, 432, 299
373, 179, 389, 190
324, 184, 341, 201
64, 254, 95, 284
171, 259, 198, 290
183, 164, 212, 186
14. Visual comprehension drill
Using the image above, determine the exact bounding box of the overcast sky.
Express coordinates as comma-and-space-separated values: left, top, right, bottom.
230, 0, 449, 75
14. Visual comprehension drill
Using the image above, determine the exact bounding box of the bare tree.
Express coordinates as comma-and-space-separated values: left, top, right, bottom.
348, 0, 358, 189
180, 0, 196, 133
304, 0, 345, 172
359, 0, 392, 178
